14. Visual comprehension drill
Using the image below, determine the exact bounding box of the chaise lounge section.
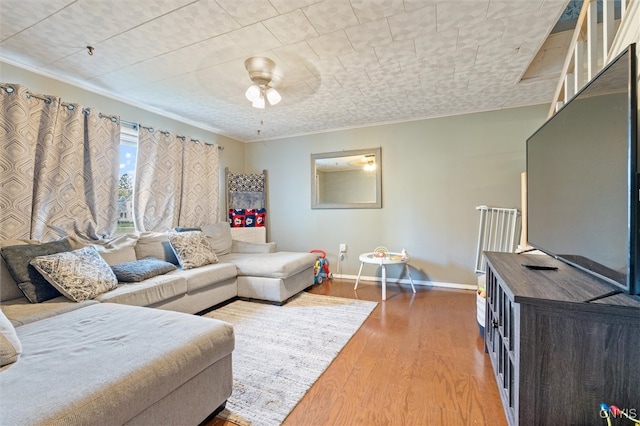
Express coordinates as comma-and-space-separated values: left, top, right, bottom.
222, 250, 321, 302
1, 303, 234, 426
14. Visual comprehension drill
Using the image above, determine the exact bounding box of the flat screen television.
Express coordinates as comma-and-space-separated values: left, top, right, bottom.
526, 43, 638, 297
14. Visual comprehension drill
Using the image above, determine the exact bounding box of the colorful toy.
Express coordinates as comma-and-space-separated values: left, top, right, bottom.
373, 246, 389, 258
310, 249, 332, 284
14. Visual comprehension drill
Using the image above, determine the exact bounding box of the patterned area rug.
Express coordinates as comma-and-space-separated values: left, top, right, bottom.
204, 292, 378, 426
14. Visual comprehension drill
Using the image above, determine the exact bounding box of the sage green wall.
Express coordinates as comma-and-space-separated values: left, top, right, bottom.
0, 61, 245, 220
245, 105, 548, 287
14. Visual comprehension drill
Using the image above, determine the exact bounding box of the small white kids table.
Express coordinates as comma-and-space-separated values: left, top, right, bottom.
354, 251, 416, 301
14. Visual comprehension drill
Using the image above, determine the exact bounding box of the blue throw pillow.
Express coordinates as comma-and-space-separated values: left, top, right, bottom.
110, 257, 177, 282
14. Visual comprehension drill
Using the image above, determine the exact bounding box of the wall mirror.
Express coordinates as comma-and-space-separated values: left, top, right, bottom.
311, 147, 382, 209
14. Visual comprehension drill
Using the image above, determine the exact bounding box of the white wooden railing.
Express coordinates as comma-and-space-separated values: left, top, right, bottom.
548, 0, 633, 117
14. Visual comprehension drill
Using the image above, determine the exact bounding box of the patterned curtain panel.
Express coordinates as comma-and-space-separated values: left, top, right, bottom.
134, 127, 183, 232
179, 140, 219, 226
32, 106, 120, 241
0, 84, 119, 241
0, 84, 59, 240
83, 110, 120, 238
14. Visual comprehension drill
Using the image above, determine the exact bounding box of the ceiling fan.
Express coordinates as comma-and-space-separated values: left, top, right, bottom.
244, 57, 282, 109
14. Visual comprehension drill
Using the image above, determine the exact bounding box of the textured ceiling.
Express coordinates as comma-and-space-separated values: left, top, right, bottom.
0, 0, 569, 142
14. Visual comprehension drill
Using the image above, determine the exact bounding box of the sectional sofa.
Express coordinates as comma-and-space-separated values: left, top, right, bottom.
0, 223, 317, 425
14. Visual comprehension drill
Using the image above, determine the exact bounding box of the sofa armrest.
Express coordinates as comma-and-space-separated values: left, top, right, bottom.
231, 240, 277, 254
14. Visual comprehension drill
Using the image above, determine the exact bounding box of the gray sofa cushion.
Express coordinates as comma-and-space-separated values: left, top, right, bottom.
91, 233, 139, 265
173, 262, 238, 293
201, 223, 233, 256
135, 232, 179, 265
111, 257, 177, 282
1, 239, 72, 303
236, 269, 313, 303
0, 297, 99, 327
94, 274, 187, 307
232, 239, 277, 253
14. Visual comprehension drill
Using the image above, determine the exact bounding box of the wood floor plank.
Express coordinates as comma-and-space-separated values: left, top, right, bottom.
203, 279, 506, 426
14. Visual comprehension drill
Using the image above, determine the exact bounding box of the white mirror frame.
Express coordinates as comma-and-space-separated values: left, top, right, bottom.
311, 147, 382, 209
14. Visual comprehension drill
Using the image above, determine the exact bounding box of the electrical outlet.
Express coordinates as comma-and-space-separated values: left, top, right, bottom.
339, 243, 347, 253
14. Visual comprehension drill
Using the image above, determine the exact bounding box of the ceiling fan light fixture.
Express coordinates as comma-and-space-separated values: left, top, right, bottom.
245, 84, 261, 102
244, 56, 282, 109
252, 95, 266, 109
265, 87, 281, 105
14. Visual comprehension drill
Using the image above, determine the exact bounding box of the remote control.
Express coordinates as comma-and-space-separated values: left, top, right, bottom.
522, 264, 559, 270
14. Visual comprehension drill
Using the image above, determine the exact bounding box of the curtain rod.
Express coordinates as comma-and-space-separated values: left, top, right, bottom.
120, 120, 223, 150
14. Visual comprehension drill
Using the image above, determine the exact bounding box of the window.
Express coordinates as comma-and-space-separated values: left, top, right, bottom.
116, 123, 138, 235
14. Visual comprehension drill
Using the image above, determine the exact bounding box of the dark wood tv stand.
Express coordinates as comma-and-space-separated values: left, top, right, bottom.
484, 252, 640, 426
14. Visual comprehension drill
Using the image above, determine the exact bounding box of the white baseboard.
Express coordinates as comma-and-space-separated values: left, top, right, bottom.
332, 274, 477, 291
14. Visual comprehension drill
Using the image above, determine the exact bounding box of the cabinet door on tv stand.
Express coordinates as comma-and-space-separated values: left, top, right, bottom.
518, 303, 640, 425
484, 268, 519, 425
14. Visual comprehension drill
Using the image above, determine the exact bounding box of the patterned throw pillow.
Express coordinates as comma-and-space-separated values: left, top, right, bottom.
29, 246, 118, 302
168, 231, 218, 270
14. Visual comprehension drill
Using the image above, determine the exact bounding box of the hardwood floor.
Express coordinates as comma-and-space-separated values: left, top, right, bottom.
206, 279, 507, 426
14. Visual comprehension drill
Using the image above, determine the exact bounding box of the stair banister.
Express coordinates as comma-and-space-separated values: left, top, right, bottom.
548, 0, 632, 118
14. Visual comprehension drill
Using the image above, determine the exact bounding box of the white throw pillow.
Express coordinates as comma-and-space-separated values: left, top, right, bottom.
0, 309, 21, 367
168, 231, 218, 270
201, 222, 233, 256
30, 246, 118, 302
